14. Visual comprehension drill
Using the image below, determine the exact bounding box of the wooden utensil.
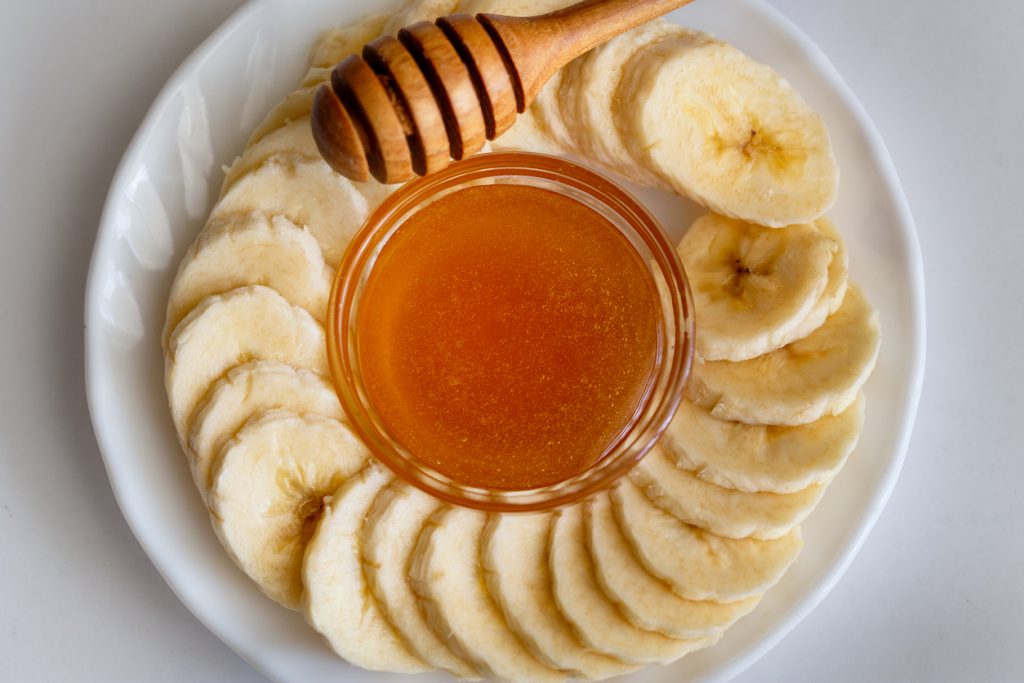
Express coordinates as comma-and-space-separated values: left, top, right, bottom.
312, 0, 696, 183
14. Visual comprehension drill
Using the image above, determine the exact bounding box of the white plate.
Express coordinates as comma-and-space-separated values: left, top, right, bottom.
85, 1, 925, 681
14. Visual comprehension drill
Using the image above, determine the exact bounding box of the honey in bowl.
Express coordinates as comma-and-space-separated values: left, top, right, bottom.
357, 183, 660, 490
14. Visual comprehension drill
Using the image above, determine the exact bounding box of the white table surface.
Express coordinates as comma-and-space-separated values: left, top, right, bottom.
1, 0, 1021, 681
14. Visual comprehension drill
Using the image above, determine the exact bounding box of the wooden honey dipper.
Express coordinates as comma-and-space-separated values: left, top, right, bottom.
312, 0, 695, 184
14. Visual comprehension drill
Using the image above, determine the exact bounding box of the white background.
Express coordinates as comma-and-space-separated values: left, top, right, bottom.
1, 0, 1021, 681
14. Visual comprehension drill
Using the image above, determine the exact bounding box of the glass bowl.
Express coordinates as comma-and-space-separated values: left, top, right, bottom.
327, 152, 694, 512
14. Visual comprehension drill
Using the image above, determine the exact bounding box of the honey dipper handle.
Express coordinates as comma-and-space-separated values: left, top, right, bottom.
478, 0, 696, 110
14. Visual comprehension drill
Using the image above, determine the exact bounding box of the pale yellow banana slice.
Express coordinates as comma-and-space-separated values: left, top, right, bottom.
385, 0, 460, 35
557, 20, 681, 187
459, 0, 569, 16
585, 494, 761, 638
164, 212, 332, 348
309, 13, 388, 68
247, 86, 317, 147
210, 410, 368, 609
630, 447, 825, 540
186, 361, 342, 495
661, 395, 865, 494
303, 467, 430, 673
615, 33, 838, 227
548, 505, 715, 665
164, 285, 327, 438
213, 156, 369, 267
221, 119, 321, 196
688, 284, 881, 426
362, 481, 479, 679
481, 513, 639, 679
410, 506, 565, 682
490, 109, 562, 156
610, 481, 802, 602
680, 214, 836, 362
785, 218, 849, 343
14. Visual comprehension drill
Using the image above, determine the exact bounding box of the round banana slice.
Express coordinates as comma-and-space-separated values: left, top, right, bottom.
688, 284, 881, 426
186, 361, 342, 495
362, 481, 479, 679
630, 447, 825, 540
221, 119, 321, 196
481, 513, 639, 679
615, 33, 838, 227
585, 494, 761, 638
213, 156, 370, 267
680, 214, 836, 362
164, 212, 332, 345
210, 411, 369, 609
548, 505, 715, 665
247, 86, 317, 147
384, 0, 460, 35
662, 395, 865, 494
303, 467, 430, 673
784, 218, 849, 344
165, 285, 328, 438
610, 481, 802, 602
557, 20, 681, 187
490, 109, 561, 156
410, 506, 565, 682
309, 13, 388, 69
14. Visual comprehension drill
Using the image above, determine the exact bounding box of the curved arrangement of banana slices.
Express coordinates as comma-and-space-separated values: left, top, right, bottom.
186, 361, 342, 494
585, 494, 761, 638
362, 481, 479, 679
481, 513, 639, 679
630, 447, 825, 540
661, 395, 865, 494
680, 214, 840, 362
611, 481, 803, 602
164, 285, 327, 436
615, 32, 838, 226
411, 506, 565, 682
210, 410, 368, 609
689, 284, 881, 426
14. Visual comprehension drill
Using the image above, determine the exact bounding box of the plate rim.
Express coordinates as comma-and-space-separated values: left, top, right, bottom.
83, 0, 927, 681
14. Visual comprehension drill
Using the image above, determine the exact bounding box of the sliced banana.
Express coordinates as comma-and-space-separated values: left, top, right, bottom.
615, 33, 838, 227
481, 513, 639, 679
362, 481, 479, 679
688, 284, 881, 426
247, 86, 317, 147
558, 20, 681, 187
680, 214, 836, 362
585, 494, 760, 638
548, 505, 715, 665
164, 212, 332, 348
459, 0, 568, 15
786, 217, 849, 342
630, 447, 825, 540
411, 506, 565, 682
662, 395, 865, 494
164, 285, 327, 438
221, 118, 321, 196
610, 481, 802, 602
186, 361, 342, 495
302, 467, 430, 673
309, 13, 388, 68
384, 0, 460, 35
490, 109, 561, 156
210, 410, 368, 609
213, 156, 370, 267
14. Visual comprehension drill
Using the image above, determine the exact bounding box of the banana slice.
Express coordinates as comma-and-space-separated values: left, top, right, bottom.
610, 481, 802, 602
481, 513, 639, 679
210, 410, 368, 609
490, 109, 561, 156
688, 284, 881, 426
221, 119, 321, 196
662, 395, 865, 494
385, 0, 460, 35
410, 506, 565, 682
303, 467, 430, 672
557, 20, 681, 187
165, 285, 327, 438
680, 214, 837, 362
164, 212, 332, 348
362, 481, 479, 679
585, 494, 760, 638
309, 13, 388, 68
186, 361, 342, 495
615, 33, 838, 227
548, 505, 715, 665
630, 447, 825, 540
247, 86, 317, 147
459, 0, 568, 15
213, 156, 370, 267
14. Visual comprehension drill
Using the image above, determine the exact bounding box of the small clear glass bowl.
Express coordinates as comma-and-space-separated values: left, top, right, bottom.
327, 152, 694, 512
